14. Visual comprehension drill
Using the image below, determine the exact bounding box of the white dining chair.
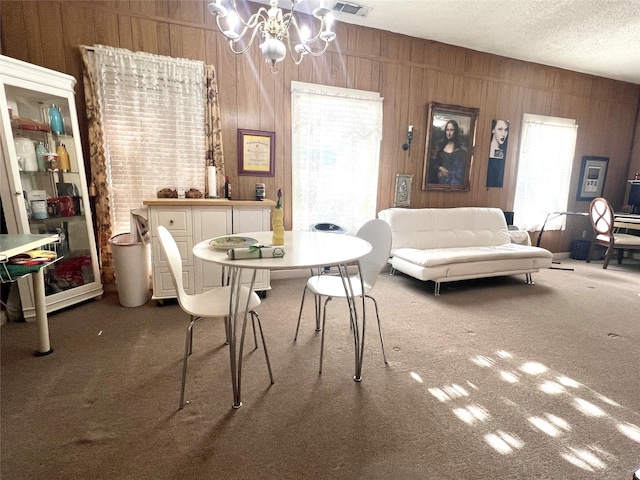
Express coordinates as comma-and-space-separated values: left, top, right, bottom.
156, 226, 273, 409
294, 219, 391, 372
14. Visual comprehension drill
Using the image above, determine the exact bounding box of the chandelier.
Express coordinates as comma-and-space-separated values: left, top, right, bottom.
207, 0, 336, 73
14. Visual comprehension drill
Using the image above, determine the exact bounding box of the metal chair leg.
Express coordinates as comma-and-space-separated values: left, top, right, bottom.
294, 285, 309, 341
180, 316, 199, 410
314, 294, 322, 331
223, 315, 230, 345
188, 315, 195, 355
252, 311, 274, 384
319, 297, 333, 373
251, 311, 258, 350
366, 294, 387, 364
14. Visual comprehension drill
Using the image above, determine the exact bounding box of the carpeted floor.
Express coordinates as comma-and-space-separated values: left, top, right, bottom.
1, 257, 639, 479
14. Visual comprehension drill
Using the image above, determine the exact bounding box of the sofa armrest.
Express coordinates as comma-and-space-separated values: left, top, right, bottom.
508, 229, 531, 246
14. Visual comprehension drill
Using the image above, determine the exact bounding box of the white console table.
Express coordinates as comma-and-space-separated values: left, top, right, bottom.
143, 198, 275, 303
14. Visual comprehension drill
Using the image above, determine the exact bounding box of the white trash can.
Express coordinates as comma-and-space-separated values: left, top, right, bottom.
109, 232, 150, 307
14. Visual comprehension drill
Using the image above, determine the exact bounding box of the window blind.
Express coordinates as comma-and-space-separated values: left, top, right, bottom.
89, 46, 205, 235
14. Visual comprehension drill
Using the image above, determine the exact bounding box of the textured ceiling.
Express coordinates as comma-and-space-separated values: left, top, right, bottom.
293, 0, 640, 84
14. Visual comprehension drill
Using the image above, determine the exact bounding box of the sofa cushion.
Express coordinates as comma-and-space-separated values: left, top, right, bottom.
378, 207, 511, 252
393, 243, 552, 268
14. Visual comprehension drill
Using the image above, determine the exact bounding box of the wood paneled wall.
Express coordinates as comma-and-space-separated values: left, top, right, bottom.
2, 0, 639, 252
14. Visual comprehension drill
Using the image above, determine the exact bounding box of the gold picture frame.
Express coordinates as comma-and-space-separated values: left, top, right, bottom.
422, 102, 479, 191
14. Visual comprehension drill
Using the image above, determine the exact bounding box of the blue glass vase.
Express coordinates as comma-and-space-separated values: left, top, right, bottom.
48, 104, 65, 134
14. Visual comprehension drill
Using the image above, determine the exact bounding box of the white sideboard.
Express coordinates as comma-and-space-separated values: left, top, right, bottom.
143, 198, 275, 302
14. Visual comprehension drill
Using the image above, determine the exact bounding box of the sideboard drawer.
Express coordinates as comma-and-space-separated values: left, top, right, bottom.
150, 207, 192, 236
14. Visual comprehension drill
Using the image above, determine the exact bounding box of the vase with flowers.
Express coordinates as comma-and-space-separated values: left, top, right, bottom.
272, 189, 284, 246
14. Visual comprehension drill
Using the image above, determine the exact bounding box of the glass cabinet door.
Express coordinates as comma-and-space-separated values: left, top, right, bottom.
7, 86, 96, 295
1, 55, 103, 317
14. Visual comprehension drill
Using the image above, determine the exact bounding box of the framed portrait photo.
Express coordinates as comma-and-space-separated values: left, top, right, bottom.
394, 174, 413, 207
576, 156, 608, 201
486, 119, 510, 188
422, 102, 479, 191
238, 129, 275, 176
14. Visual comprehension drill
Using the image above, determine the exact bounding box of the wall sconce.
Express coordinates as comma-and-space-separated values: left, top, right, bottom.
402, 125, 413, 151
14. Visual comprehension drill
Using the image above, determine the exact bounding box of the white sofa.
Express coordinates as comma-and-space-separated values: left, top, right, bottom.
378, 207, 553, 295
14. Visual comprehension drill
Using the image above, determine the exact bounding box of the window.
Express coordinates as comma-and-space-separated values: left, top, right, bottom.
88, 47, 205, 235
291, 82, 383, 234
513, 114, 578, 231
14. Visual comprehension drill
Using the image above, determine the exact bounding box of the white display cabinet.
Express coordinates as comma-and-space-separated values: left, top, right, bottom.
0, 55, 103, 319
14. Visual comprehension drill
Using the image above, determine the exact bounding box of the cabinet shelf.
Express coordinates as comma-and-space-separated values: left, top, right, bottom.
29, 215, 87, 225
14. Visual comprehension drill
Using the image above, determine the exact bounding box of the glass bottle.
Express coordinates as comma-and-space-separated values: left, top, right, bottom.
35, 142, 48, 171
57, 144, 71, 172
224, 176, 231, 199
48, 104, 65, 134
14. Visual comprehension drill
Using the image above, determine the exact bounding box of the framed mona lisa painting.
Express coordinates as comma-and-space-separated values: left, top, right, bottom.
422, 102, 479, 191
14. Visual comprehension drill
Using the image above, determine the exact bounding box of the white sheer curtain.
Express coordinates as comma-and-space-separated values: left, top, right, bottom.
88, 46, 205, 235
291, 81, 383, 235
513, 114, 578, 231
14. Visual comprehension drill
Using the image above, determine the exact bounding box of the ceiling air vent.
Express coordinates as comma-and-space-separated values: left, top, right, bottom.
332, 1, 371, 17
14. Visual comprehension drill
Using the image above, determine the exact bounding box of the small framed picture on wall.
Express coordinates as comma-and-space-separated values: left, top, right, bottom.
486, 119, 510, 188
576, 156, 608, 201
237, 129, 275, 176
394, 174, 413, 207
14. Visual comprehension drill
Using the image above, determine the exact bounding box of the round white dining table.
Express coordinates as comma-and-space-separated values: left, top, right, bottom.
193, 230, 372, 408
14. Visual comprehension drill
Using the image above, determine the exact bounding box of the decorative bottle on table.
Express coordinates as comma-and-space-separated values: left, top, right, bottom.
272, 189, 284, 246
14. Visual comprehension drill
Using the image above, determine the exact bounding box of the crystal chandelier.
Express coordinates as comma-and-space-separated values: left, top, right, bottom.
207, 0, 336, 73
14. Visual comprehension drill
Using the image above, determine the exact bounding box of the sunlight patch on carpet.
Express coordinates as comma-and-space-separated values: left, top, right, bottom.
519, 361, 547, 375
574, 398, 607, 417
484, 430, 524, 454
413, 348, 640, 473
499, 370, 520, 383
618, 423, 640, 443
539, 380, 565, 394
452, 404, 490, 424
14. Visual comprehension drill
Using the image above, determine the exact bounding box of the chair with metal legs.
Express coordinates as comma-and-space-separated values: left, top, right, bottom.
295, 219, 392, 372
156, 226, 273, 409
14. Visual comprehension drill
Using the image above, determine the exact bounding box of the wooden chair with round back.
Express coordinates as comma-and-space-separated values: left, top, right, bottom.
586, 197, 640, 269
